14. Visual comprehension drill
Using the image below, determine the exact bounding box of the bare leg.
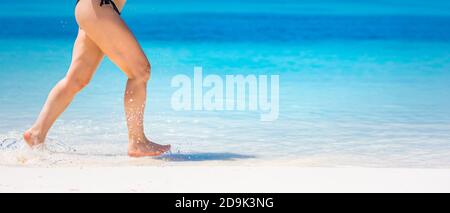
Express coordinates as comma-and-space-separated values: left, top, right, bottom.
75, 0, 170, 157
24, 29, 104, 146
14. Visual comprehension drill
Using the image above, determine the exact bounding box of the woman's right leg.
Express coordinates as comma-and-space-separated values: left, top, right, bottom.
24, 29, 104, 147
75, 0, 170, 157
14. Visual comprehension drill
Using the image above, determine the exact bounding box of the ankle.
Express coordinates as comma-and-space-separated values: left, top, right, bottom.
128, 136, 147, 145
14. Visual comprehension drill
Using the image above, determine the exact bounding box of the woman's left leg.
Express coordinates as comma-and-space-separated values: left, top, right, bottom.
23, 29, 104, 146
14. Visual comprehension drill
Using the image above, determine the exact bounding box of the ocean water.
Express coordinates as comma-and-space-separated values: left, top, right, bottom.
0, 0, 450, 167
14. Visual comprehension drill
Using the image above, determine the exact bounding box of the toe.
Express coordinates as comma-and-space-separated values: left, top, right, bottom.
23, 131, 31, 139
23, 131, 33, 146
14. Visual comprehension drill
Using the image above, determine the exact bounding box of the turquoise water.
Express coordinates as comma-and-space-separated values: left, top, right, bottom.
0, 0, 450, 167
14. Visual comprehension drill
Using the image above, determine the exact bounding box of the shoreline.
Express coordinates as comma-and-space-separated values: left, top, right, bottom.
1, 166, 449, 192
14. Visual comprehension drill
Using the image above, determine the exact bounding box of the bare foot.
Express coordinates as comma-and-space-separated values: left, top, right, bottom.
23, 129, 45, 148
128, 138, 171, 157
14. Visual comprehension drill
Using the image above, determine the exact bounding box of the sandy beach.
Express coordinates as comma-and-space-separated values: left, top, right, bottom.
1, 166, 449, 193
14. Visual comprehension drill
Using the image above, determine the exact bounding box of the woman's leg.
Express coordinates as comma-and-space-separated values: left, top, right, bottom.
24, 29, 104, 146
75, 0, 170, 157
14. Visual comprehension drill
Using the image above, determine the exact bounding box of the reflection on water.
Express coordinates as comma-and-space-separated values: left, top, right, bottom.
156, 152, 255, 162
0, 137, 255, 167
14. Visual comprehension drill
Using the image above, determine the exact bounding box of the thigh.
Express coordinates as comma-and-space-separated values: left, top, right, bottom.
75, 0, 148, 78
66, 28, 104, 82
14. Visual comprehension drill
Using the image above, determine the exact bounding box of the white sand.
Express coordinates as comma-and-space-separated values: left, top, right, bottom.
1, 166, 449, 192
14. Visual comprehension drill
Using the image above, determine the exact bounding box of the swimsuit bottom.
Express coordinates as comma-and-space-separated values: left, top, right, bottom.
76, 0, 121, 15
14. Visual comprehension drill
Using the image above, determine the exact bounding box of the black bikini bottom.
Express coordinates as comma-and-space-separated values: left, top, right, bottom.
76, 0, 121, 15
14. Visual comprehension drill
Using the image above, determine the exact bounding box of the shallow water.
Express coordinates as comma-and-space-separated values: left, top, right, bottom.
1, 0, 450, 168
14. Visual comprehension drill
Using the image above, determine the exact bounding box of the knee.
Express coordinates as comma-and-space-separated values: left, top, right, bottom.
129, 60, 151, 82
64, 75, 91, 93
